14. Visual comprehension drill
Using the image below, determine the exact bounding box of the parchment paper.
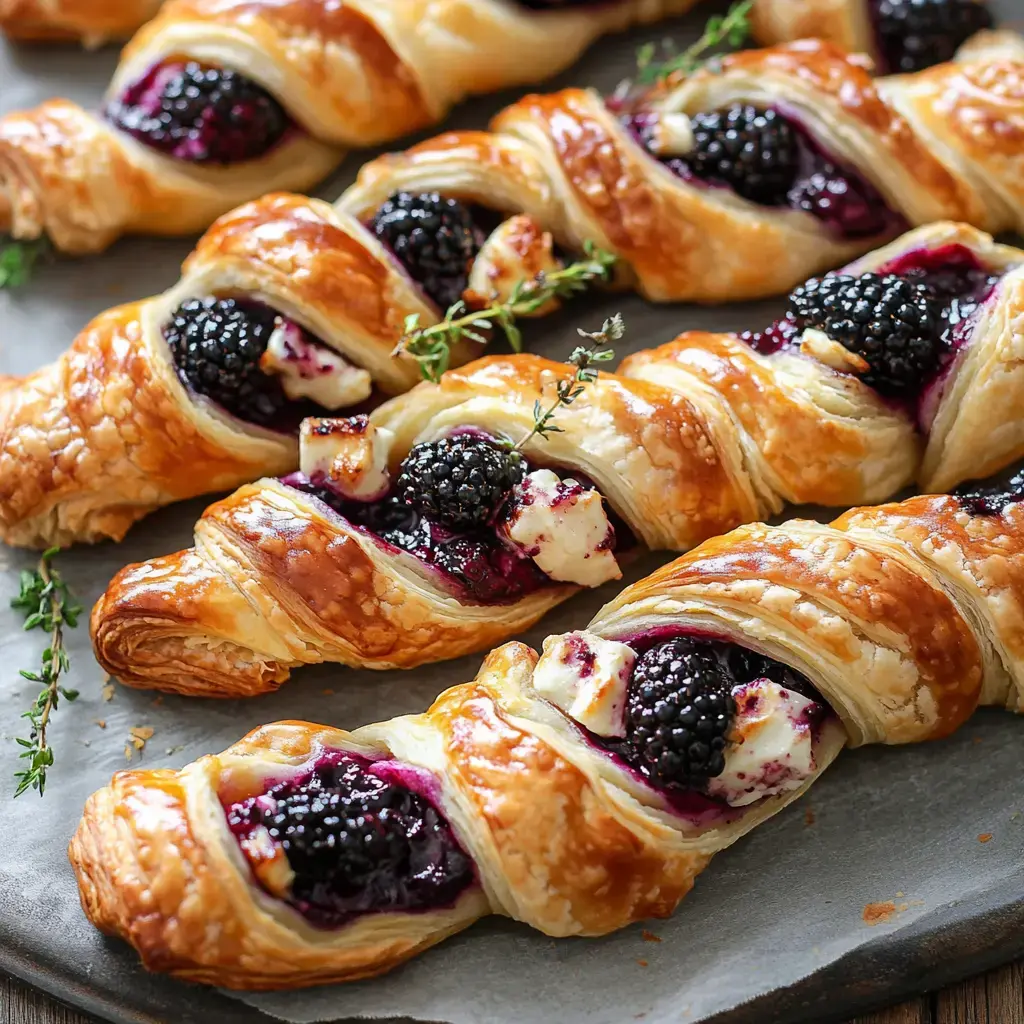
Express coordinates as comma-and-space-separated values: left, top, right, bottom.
1, 4, 1023, 1022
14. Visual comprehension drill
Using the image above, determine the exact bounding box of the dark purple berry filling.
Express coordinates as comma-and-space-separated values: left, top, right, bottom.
623, 105, 904, 240
107, 61, 290, 164
869, 0, 993, 74
226, 752, 474, 929
370, 192, 485, 310
955, 466, 1024, 516
741, 243, 1002, 414
165, 296, 342, 431
594, 632, 827, 816
282, 432, 626, 603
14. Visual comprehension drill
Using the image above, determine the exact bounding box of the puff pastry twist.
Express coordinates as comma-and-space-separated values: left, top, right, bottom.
334, 34, 1024, 302
0, 0, 695, 254
70, 479, 1024, 989
0, 0, 161, 43
0, 192, 441, 548
88, 221, 1024, 696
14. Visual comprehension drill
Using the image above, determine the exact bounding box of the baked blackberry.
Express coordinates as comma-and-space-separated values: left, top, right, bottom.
107, 61, 289, 164
620, 639, 736, 786
371, 192, 484, 309
228, 758, 473, 927
165, 297, 286, 425
787, 164, 893, 238
686, 105, 798, 204
788, 272, 943, 394
955, 468, 1024, 517
395, 435, 524, 529
873, 0, 992, 73
723, 644, 815, 699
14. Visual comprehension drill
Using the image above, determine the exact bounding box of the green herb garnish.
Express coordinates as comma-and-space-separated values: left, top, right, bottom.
396, 242, 617, 383
12, 547, 81, 797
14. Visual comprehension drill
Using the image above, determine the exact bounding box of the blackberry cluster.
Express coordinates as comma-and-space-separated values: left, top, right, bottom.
164, 297, 287, 426
620, 639, 736, 785
228, 759, 474, 928
395, 435, 524, 529
787, 165, 894, 239
788, 272, 943, 395
686, 105, 798, 205
954, 467, 1024, 517
873, 0, 993, 73
371, 192, 484, 309
108, 62, 289, 164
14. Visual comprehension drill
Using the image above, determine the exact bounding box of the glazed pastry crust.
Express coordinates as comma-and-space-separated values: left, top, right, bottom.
592, 492, 1024, 746
89, 352, 773, 695
749, 0, 873, 56
0, 192, 433, 548
69, 641, 846, 988
621, 222, 1024, 495
0, 0, 694, 254
0, 0, 161, 43
340, 39, 1024, 303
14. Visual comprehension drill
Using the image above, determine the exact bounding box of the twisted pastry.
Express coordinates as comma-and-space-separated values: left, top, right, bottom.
337, 34, 1024, 302
88, 220, 1024, 696
0, 0, 694, 254
69, 475, 1024, 988
0, 191, 440, 548
0, 0, 161, 44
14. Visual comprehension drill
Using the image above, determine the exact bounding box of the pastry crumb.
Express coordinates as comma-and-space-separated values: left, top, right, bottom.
125, 725, 155, 761
152, 695, 164, 707
641, 930, 661, 943
322, 688, 335, 695
101, 681, 115, 702
978, 832, 994, 843
94, 719, 106, 729
636, 959, 649, 968
804, 807, 816, 826
863, 901, 897, 925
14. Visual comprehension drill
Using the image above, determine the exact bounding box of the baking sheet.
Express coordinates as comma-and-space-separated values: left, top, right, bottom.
2, 4, 1024, 1022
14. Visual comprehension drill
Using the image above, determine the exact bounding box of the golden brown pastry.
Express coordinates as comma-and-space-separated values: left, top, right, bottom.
337, 35, 1024, 302
0, 0, 695, 254
88, 222, 1024, 695
0, 192, 441, 548
70, 475, 1024, 988
0, 0, 161, 44
749, 0, 998, 72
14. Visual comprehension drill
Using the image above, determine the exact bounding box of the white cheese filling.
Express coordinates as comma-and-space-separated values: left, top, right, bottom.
532, 630, 635, 737
299, 417, 394, 501
707, 679, 821, 808
503, 469, 621, 588
261, 320, 372, 410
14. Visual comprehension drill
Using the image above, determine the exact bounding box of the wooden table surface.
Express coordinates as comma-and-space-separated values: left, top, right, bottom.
3, 963, 1023, 1023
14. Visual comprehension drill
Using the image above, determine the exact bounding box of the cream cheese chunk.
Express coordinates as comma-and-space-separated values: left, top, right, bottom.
503, 469, 620, 588
706, 679, 821, 808
533, 630, 636, 737
299, 417, 394, 501
261, 320, 372, 409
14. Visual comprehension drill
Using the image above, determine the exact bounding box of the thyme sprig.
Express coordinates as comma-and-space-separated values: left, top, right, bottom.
12, 547, 82, 797
513, 313, 624, 452
0, 237, 50, 290
396, 242, 618, 383
636, 0, 754, 84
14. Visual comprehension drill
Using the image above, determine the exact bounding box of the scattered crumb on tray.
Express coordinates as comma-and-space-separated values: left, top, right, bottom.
322, 688, 335, 696
863, 901, 898, 925
94, 719, 106, 729
165, 745, 186, 756
804, 807, 816, 826
641, 930, 661, 943
101, 678, 115, 702
152, 696, 164, 707
978, 832, 994, 843
636, 959, 648, 968
124, 725, 155, 761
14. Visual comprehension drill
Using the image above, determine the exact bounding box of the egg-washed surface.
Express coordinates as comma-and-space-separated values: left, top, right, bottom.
1, 1, 1023, 1022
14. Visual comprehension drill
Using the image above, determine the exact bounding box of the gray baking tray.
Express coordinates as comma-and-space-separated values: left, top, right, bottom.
2, 4, 1024, 1022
